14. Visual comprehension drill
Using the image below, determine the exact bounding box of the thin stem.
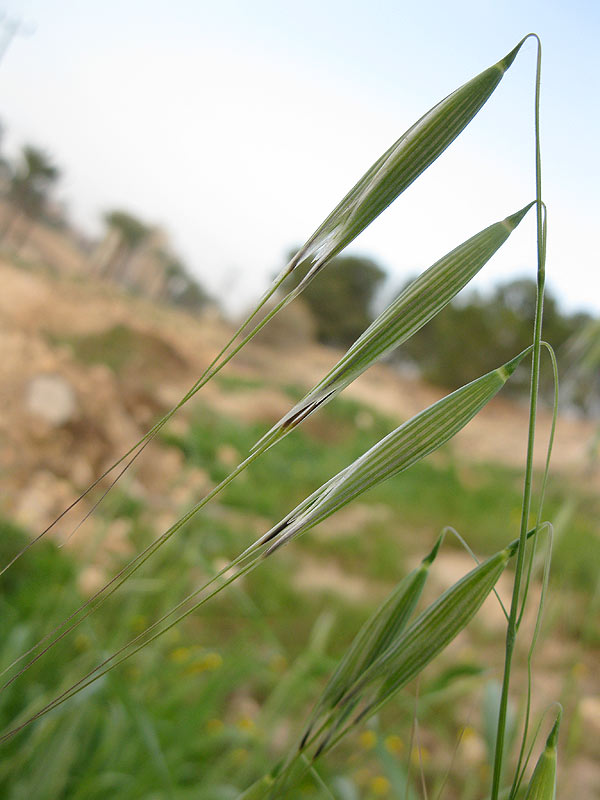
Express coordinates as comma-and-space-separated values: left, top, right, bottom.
442, 525, 509, 620
516, 338, 556, 630
302, 755, 336, 799
490, 33, 544, 800
509, 523, 554, 799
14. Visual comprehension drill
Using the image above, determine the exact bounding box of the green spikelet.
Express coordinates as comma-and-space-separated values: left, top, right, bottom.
523, 712, 561, 800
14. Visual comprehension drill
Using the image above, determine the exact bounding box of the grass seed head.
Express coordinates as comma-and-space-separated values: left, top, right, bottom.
256, 203, 534, 453
279, 42, 525, 292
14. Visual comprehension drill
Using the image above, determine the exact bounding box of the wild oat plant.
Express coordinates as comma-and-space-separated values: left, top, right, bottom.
2, 34, 562, 799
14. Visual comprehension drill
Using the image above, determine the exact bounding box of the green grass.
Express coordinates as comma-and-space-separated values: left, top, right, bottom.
1, 387, 597, 797
47, 324, 185, 376
214, 375, 269, 393
0, 512, 406, 799
162, 397, 598, 594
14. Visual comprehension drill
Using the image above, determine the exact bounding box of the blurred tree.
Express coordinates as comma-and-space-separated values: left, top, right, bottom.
0, 121, 9, 183
104, 210, 149, 251
1, 145, 60, 247
157, 251, 211, 312
282, 252, 386, 348
101, 209, 151, 283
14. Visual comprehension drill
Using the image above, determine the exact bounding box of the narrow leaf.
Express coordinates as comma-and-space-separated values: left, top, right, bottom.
3, 352, 528, 742
237, 775, 275, 800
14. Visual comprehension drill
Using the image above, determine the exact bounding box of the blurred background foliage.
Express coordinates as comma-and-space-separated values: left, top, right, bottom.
282, 252, 387, 348
1, 388, 599, 798
393, 277, 592, 405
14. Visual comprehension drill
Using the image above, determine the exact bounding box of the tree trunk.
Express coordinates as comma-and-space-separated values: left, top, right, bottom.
0, 203, 22, 243
15, 213, 35, 252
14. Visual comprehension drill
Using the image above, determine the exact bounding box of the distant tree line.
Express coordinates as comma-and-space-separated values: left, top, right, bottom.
395, 277, 591, 404
0, 126, 211, 313
95, 209, 211, 311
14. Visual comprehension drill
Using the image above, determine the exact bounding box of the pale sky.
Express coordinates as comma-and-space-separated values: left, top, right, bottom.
1, 0, 599, 315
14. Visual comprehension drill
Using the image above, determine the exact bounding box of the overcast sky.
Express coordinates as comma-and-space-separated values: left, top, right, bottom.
1, 0, 598, 315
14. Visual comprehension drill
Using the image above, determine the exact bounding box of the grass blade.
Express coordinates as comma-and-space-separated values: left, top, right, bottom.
0, 348, 528, 740
0, 352, 528, 743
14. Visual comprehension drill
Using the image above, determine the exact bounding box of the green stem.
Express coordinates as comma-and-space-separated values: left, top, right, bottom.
490, 33, 544, 800
509, 523, 554, 799
516, 338, 556, 631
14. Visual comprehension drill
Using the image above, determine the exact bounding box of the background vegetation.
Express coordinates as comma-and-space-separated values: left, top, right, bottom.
1, 379, 598, 798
